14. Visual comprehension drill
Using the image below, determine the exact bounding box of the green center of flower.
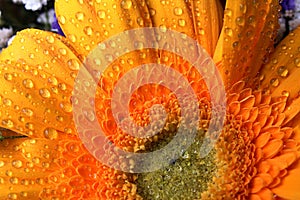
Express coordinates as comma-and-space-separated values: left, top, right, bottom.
135, 129, 216, 199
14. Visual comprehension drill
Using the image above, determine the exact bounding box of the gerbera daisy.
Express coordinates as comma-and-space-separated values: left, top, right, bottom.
0, 0, 299, 199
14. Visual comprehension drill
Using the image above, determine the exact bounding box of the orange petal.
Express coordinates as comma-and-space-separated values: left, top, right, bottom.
55, 0, 154, 56
187, 0, 223, 56
0, 29, 77, 138
214, 0, 280, 88
145, 0, 195, 38
262, 139, 283, 159
272, 161, 300, 200
259, 27, 300, 125
259, 27, 300, 101
250, 176, 264, 193
255, 132, 270, 148
0, 138, 58, 199
256, 188, 273, 200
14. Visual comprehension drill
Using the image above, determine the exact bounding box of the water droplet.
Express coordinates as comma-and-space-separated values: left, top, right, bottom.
174, 7, 183, 16
48, 77, 58, 86
4, 73, 13, 81
46, 35, 55, 44
58, 83, 67, 91
0, 161, 4, 167
59, 48, 67, 55
294, 58, 300, 67
75, 12, 85, 21
8, 193, 17, 200
20, 192, 28, 197
68, 34, 77, 43
67, 59, 80, 70
32, 157, 40, 164
150, 8, 156, 16
60, 102, 73, 113
178, 19, 186, 27
44, 128, 58, 140
277, 66, 289, 78
12, 160, 23, 168
22, 108, 33, 117
3, 98, 12, 106
270, 78, 279, 87
58, 15, 66, 24
56, 116, 64, 122
240, 4, 247, 14
64, 128, 73, 134
159, 25, 167, 32
121, 0, 132, 9
6, 170, 13, 177
42, 162, 50, 168
2, 119, 14, 128
25, 122, 34, 130
97, 10, 106, 19
137, 17, 144, 26
224, 8, 232, 17
236, 16, 245, 26
84, 26, 93, 36
232, 41, 239, 48
39, 88, 51, 98
29, 53, 35, 59
225, 28, 233, 36
10, 177, 19, 184
22, 79, 34, 89
282, 90, 290, 97
247, 15, 255, 24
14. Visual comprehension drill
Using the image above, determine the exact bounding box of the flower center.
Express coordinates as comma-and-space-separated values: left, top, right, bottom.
135, 129, 216, 199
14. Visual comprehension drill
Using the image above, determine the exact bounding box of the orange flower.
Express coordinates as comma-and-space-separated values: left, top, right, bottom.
0, 0, 300, 199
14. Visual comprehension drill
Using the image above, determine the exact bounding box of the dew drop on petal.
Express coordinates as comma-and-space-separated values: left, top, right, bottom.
224, 8, 232, 17
236, 16, 245, 26
225, 28, 233, 37
60, 102, 73, 113
46, 35, 55, 44
174, 7, 183, 16
44, 128, 58, 140
277, 66, 289, 78
97, 10, 106, 19
75, 12, 85, 21
6, 170, 13, 177
58, 15, 66, 24
121, 0, 132, 9
7, 193, 17, 200
9, 177, 19, 185
3, 98, 12, 106
2, 119, 14, 128
22, 79, 34, 89
59, 48, 67, 55
0, 161, 4, 167
48, 77, 58, 86
84, 26, 93, 36
270, 78, 279, 87
58, 83, 67, 91
294, 58, 300, 67
20, 192, 28, 197
178, 19, 186, 27
68, 34, 77, 43
67, 59, 80, 70
21, 108, 33, 117
12, 160, 23, 168
39, 88, 51, 98
4, 73, 13, 81
282, 90, 290, 97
